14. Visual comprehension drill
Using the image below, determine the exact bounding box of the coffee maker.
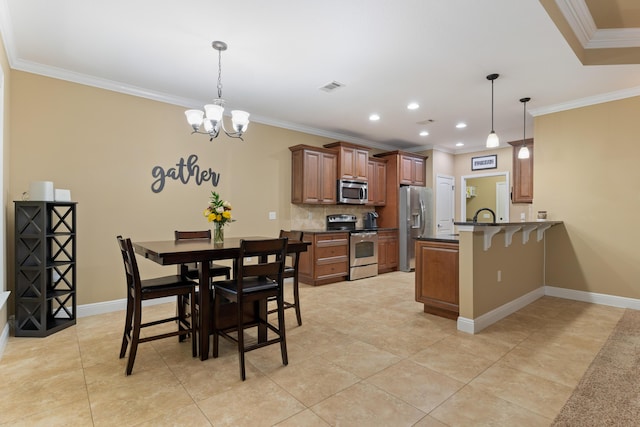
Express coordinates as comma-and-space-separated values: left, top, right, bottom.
363, 211, 378, 229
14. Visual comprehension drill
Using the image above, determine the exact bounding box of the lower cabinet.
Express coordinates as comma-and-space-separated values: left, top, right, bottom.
298, 232, 349, 286
377, 230, 398, 273
415, 239, 459, 319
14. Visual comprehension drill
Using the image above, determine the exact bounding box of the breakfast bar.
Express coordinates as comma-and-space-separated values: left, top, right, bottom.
415, 221, 563, 333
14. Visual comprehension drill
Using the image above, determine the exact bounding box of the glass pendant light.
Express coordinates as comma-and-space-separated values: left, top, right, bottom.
486, 73, 500, 148
518, 97, 530, 159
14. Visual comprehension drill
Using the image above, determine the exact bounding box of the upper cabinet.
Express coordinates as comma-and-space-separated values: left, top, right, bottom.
508, 138, 534, 203
374, 150, 428, 228
399, 154, 426, 186
367, 157, 387, 206
290, 145, 337, 204
323, 141, 369, 181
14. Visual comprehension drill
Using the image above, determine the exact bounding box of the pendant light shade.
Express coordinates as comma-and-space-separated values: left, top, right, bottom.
486, 73, 500, 148
518, 97, 530, 159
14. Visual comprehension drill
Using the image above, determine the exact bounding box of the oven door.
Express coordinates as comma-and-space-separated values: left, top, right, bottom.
349, 231, 378, 280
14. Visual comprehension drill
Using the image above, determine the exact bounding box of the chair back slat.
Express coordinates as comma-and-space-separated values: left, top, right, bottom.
279, 230, 302, 269
116, 235, 141, 291
175, 230, 211, 240
237, 238, 287, 287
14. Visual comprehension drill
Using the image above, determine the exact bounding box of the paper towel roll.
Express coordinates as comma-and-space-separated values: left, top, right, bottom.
29, 181, 54, 201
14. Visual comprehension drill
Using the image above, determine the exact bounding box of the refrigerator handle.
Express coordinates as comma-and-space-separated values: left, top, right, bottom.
420, 199, 426, 234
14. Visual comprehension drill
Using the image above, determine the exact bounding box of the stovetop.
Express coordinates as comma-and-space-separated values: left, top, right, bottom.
326, 214, 357, 231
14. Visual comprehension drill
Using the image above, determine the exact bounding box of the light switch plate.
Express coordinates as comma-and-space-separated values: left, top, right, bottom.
268, 211, 276, 220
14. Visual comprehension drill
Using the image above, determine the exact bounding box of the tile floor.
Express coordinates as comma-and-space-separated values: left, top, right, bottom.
0, 271, 625, 426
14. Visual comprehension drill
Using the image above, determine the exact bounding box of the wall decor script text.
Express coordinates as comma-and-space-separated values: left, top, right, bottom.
151, 154, 220, 193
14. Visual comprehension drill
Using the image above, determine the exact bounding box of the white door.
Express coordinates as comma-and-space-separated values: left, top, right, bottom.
496, 181, 508, 222
436, 174, 455, 235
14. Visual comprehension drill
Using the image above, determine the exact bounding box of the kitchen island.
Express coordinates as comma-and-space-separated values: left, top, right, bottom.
415, 221, 563, 333
415, 234, 460, 319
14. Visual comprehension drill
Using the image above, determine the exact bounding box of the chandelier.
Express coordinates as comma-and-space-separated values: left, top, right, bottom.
185, 41, 250, 141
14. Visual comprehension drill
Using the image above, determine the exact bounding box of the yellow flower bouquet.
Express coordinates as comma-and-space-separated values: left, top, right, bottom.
203, 191, 233, 243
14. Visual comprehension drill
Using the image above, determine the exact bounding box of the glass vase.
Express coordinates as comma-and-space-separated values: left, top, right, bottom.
213, 223, 224, 245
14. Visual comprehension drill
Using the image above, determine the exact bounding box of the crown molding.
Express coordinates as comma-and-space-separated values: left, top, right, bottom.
529, 85, 640, 116
556, 0, 640, 48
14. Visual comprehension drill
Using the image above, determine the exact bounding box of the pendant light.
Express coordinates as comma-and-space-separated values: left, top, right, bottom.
518, 97, 530, 159
486, 73, 500, 148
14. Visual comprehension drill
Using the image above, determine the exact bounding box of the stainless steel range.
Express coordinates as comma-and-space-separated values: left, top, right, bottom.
326, 214, 378, 281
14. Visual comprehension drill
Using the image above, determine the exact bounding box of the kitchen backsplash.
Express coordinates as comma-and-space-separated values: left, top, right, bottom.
291, 204, 374, 230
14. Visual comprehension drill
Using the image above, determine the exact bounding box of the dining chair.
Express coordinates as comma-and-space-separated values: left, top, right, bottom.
174, 230, 232, 281
212, 237, 288, 380
116, 235, 197, 375
267, 230, 303, 326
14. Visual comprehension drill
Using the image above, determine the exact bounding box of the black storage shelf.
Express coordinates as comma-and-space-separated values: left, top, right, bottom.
14, 201, 77, 337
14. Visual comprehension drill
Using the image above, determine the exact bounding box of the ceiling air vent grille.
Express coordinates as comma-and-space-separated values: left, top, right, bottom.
319, 81, 345, 92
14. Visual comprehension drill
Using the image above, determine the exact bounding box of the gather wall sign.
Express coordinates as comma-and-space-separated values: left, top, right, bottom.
151, 154, 220, 193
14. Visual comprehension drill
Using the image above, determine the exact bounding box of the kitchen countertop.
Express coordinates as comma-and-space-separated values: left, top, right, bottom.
454, 221, 563, 227
415, 234, 460, 243
294, 227, 398, 234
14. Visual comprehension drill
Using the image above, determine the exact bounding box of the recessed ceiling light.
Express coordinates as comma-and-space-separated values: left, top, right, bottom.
369, 114, 380, 121
456, 142, 464, 147
407, 102, 420, 110
456, 122, 467, 128
419, 130, 429, 136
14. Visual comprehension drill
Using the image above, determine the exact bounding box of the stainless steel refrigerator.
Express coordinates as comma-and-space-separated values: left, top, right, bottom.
399, 186, 433, 272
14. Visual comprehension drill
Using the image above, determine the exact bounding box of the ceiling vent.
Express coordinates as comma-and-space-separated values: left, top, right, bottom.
416, 119, 435, 125
319, 81, 346, 92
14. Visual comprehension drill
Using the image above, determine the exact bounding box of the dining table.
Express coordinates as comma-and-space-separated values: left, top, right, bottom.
132, 236, 309, 360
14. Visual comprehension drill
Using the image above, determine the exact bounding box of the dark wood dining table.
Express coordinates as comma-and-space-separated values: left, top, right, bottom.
132, 236, 309, 360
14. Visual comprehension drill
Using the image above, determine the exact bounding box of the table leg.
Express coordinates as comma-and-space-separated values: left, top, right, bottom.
199, 263, 211, 361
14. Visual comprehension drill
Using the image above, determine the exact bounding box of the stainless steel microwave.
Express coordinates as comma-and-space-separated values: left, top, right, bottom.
337, 179, 368, 204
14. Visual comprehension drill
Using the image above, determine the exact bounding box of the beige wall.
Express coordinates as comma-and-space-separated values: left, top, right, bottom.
451, 148, 531, 222
8, 71, 333, 306
459, 229, 544, 318
1, 30, 10, 342
536, 97, 640, 299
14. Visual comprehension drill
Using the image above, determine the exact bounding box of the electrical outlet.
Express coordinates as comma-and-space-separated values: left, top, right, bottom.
497, 270, 502, 282
520, 212, 526, 221
268, 211, 276, 220
483, 213, 491, 219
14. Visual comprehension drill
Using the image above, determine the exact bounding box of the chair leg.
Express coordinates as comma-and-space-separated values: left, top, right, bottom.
125, 303, 142, 375
278, 293, 288, 366
212, 294, 220, 358
120, 293, 134, 358
177, 294, 187, 342
293, 276, 302, 326
188, 290, 197, 357
237, 298, 246, 381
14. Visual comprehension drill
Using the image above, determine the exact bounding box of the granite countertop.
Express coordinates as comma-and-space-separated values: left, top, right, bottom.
295, 227, 398, 234
454, 221, 563, 227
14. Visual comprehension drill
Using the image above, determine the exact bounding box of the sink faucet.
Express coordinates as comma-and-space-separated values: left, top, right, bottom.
473, 208, 496, 224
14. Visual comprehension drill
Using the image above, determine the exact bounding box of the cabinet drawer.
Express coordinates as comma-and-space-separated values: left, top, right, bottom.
316, 244, 348, 260
316, 261, 349, 279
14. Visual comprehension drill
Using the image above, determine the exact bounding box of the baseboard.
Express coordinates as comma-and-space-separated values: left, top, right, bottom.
457, 287, 545, 334
0, 322, 9, 361
77, 296, 175, 318
545, 286, 640, 310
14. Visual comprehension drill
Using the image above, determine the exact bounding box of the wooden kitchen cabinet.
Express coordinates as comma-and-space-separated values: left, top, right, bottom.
323, 141, 369, 181
289, 145, 337, 204
415, 239, 459, 319
377, 229, 398, 273
374, 150, 428, 228
367, 157, 387, 206
508, 138, 534, 203
297, 232, 349, 286
399, 154, 426, 186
